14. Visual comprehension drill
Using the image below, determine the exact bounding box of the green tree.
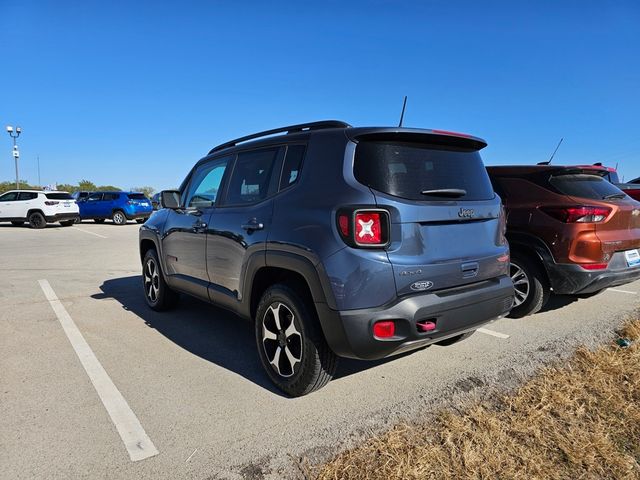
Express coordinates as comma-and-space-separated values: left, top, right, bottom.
78, 179, 97, 191
96, 185, 121, 191
130, 186, 155, 198
57, 183, 79, 193
0, 180, 36, 193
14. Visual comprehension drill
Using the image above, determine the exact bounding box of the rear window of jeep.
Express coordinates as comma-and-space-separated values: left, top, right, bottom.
354, 141, 494, 201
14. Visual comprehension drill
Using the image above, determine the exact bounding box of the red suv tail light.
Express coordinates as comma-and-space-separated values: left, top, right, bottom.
337, 208, 390, 248
373, 320, 395, 338
540, 206, 611, 223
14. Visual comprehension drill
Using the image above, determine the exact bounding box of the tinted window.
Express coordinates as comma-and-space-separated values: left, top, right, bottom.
19, 192, 38, 200
549, 174, 626, 200
354, 141, 494, 201
87, 193, 103, 201
186, 156, 231, 208
607, 171, 620, 183
45, 193, 73, 200
225, 148, 279, 205
280, 145, 305, 190
127, 193, 147, 200
103, 193, 119, 201
0, 192, 18, 201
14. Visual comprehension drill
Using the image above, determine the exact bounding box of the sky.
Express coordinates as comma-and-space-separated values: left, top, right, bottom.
1, 1, 639, 190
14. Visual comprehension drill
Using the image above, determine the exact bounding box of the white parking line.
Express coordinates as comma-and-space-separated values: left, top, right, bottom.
38, 279, 158, 462
607, 288, 637, 295
70, 226, 107, 239
477, 327, 510, 339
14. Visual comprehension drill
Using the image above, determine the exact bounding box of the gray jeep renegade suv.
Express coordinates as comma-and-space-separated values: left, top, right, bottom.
139, 121, 514, 396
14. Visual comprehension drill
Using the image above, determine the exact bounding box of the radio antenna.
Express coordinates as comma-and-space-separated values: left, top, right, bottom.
538, 137, 563, 165
398, 96, 408, 127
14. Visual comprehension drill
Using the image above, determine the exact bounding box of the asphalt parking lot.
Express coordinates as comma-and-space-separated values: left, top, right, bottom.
2, 221, 639, 480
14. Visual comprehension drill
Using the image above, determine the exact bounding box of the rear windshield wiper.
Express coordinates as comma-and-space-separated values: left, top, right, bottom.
420, 188, 467, 198
602, 193, 626, 200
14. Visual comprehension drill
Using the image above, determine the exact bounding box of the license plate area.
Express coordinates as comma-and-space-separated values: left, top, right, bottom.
624, 249, 640, 267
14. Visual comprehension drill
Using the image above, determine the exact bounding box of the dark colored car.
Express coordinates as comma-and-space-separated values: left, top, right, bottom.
78, 191, 153, 224
139, 120, 514, 396
72, 191, 91, 202
488, 165, 640, 318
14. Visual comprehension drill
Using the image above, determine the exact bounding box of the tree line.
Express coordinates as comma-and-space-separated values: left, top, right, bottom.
0, 180, 155, 198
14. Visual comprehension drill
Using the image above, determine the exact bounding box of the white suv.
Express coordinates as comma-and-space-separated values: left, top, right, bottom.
0, 190, 80, 229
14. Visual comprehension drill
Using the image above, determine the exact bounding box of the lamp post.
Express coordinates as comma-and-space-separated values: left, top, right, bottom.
6, 125, 22, 190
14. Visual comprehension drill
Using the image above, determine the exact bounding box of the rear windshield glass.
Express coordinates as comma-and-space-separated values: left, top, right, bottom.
354, 141, 494, 201
127, 193, 147, 200
549, 174, 626, 200
45, 193, 73, 200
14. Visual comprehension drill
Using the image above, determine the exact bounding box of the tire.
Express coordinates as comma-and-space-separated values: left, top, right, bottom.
60, 220, 75, 227
11, 221, 24, 226
112, 210, 127, 225
28, 212, 46, 229
94, 218, 105, 224
255, 284, 338, 397
508, 252, 550, 319
435, 331, 475, 346
142, 249, 179, 311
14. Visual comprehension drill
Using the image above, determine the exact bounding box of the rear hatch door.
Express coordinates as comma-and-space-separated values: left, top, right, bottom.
353, 136, 507, 296
45, 192, 78, 213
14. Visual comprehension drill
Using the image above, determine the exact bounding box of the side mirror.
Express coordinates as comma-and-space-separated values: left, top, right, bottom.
160, 190, 181, 209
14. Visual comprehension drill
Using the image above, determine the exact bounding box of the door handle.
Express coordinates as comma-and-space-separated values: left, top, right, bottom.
242, 219, 264, 232
193, 221, 207, 233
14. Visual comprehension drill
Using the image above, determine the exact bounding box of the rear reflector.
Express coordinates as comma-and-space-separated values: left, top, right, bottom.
580, 263, 608, 270
541, 206, 611, 223
373, 321, 395, 338
338, 214, 349, 237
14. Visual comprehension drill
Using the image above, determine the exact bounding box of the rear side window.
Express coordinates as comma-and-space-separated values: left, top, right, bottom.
354, 141, 494, 201
45, 193, 73, 200
19, 192, 38, 200
127, 193, 147, 200
103, 193, 119, 201
280, 145, 305, 190
549, 174, 626, 200
225, 148, 279, 205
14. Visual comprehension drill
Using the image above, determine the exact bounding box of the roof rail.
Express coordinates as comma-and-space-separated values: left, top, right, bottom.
208, 120, 351, 154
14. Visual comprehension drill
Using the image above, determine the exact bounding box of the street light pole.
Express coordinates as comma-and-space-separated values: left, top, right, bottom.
6, 125, 22, 190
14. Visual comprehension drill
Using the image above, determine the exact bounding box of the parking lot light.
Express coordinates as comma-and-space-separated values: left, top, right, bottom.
6, 124, 22, 190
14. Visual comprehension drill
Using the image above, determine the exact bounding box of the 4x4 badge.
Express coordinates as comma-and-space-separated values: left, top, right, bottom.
458, 208, 474, 218
410, 281, 434, 291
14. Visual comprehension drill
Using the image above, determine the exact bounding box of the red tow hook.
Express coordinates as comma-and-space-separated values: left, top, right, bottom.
416, 319, 437, 333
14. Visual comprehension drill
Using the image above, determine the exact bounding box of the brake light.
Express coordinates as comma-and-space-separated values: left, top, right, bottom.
431, 129, 473, 138
373, 321, 395, 338
44, 201, 59, 206
580, 263, 608, 270
355, 212, 382, 245
541, 206, 611, 223
336, 209, 389, 248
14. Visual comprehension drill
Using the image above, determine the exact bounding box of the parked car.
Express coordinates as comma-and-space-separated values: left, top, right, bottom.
139, 120, 514, 396
0, 190, 79, 228
487, 165, 640, 318
151, 192, 161, 210
72, 191, 91, 202
78, 191, 152, 225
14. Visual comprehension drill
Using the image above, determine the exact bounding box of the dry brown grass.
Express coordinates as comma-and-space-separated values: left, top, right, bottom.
314, 319, 640, 480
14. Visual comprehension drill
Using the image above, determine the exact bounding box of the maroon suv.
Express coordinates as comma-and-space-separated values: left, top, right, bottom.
487, 165, 640, 318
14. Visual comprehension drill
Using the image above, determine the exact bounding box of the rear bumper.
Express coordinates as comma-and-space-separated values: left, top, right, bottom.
317, 275, 514, 360
548, 254, 640, 294
45, 212, 79, 222
124, 208, 152, 219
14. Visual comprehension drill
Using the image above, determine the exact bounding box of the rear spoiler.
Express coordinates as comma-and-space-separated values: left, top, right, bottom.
346, 127, 487, 151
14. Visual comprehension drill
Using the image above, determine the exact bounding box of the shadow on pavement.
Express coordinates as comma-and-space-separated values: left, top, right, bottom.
92, 275, 413, 397
538, 293, 579, 314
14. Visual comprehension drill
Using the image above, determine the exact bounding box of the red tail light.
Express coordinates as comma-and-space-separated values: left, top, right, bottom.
541, 206, 611, 223
44, 201, 59, 206
373, 320, 395, 338
354, 212, 383, 245
336, 208, 389, 248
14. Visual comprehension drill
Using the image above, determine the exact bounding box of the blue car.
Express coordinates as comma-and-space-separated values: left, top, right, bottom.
78, 191, 153, 225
